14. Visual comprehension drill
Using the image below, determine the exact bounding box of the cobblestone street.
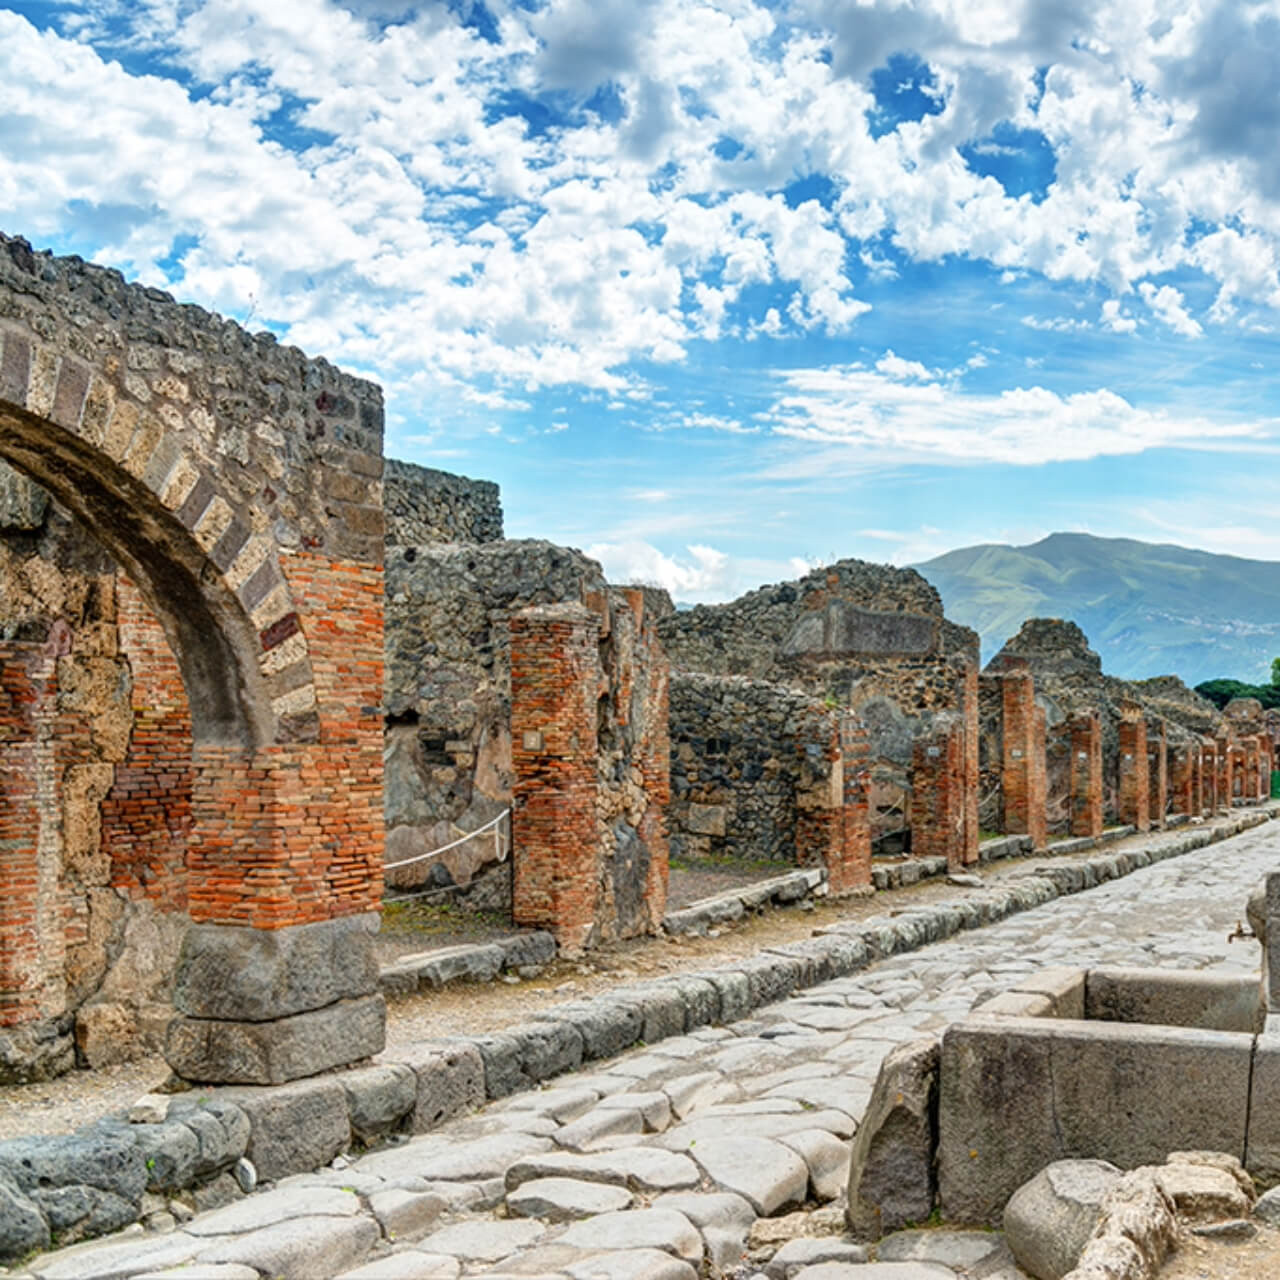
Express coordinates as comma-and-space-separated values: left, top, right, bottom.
17, 815, 1280, 1280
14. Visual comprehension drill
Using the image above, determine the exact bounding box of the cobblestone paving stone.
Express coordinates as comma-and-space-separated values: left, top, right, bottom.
14, 817, 1280, 1280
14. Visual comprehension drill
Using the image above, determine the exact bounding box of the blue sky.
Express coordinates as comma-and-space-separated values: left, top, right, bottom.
5, 0, 1280, 601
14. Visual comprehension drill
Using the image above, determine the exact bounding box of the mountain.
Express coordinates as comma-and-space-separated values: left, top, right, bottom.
912, 532, 1280, 687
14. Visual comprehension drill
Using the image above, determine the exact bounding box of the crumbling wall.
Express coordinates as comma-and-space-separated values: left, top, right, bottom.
509, 589, 672, 951
382, 538, 605, 899
384, 459, 502, 547
0, 466, 192, 1076
668, 672, 829, 865
660, 559, 980, 857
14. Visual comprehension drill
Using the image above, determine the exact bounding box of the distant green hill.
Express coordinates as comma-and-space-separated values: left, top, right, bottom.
913, 532, 1280, 686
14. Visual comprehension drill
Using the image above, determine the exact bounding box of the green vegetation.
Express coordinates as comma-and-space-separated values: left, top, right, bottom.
1194, 671, 1280, 710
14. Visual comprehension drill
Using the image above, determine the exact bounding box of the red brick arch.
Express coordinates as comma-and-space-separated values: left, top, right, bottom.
0, 325, 319, 748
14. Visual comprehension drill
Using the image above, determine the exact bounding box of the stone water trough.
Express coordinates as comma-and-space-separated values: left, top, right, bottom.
853, 869, 1280, 1237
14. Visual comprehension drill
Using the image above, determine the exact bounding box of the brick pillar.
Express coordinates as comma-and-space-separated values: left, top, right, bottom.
1118, 713, 1150, 832
795, 707, 844, 889
1218, 736, 1234, 810
1067, 712, 1103, 839
510, 603, 601, 954
1000, 666, 1047, 850
834, 714, 871, 895
1147, 718, 1167, 829
1263, 736, 1275, 801
912, 715, 966, 870
638, 608, 670, 930
1232, 744, 1246, 804
1170, 744, 1195, 817
0, 644, 61, 1033
960, 661, 980, 867
1203, 738, 1218, 814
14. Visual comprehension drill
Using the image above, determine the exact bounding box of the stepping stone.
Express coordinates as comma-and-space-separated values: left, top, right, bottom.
776, 1129, 852, 1201
186, 1186, 362, 1236
367, 1188, 446, 1241
507, 1177, 633, 1221
559, 1209, 702, 1262
405, 1134, 555, 1181
415, 1219, 546, 1262
686, 1135, 808, 1216
563, 1249, 697, 1280
505, 1147, 700, 1193
652, 1191, 756, 1233
195, 1216, 380, 1280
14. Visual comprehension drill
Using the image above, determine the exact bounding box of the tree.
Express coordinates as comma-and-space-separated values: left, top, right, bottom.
1271, 656, 1280, 688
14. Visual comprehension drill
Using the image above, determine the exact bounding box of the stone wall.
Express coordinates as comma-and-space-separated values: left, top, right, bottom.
668, 673, 832, 865
384, 459, 502, 547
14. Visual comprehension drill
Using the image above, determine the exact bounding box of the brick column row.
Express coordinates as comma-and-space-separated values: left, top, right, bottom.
1068, 712, 1103, 839
1000, 666, 1047, 850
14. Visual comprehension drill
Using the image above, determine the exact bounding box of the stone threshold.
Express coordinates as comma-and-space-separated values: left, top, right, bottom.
662, 867, 827, 936
378, 931, 557, 998
5, 804, 1276, 1266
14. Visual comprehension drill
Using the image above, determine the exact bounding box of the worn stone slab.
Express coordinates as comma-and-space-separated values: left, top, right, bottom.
877, 1228, 1010, 1270
562, 1249, 697, 1280
415, 1219, 546, 1261
196, 1215, 380, 1280
558, 1208, 701, 1261
505, 1147, 701, 1193
499, 931, 557, 970
335, 1253, 460, 1280
1085, 966, 1261, 1033
652, 1190, 756, 1232
533, 1001, 643, 1060
404, 1132, 554, 1182
687, 1135, 808, 1215
368, 1188, 447, 1241
776, 1129, 851, 1201
765, 1239, 869, 1279
507, 1175, 633, 1220
185, 1184, 362, 1236
24, 1232, 205, 1280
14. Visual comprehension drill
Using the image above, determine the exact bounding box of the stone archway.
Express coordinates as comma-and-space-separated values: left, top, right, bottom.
0, 233, 386, 1083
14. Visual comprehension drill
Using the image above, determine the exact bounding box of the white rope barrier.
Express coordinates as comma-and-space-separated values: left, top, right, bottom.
381, 809, 510, 906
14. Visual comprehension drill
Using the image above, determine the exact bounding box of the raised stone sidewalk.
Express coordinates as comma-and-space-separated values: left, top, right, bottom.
7, 806, 1278, 1279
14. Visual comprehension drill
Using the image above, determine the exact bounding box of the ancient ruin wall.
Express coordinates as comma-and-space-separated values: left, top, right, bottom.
384, 458, 503, 547
660, 559, 980, 853
668, 672, 830, 865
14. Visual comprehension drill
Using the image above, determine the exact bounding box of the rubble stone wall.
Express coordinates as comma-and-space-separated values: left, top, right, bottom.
384, 459, 502, 547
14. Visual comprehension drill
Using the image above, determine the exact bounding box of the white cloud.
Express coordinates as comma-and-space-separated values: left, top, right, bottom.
763, 359, 1267, 469
1138, 282, 1203, 338
1100, 298, 1137, 333
586, 539, 733, 597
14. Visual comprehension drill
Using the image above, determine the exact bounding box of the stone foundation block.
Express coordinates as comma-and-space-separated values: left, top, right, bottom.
1247, 1030, 1280, 1185
654, 975, 720, 1030
612, 986, 686, 1043
172, 914, 381, 1022
507, 1019, 586, 1083
165, 1098, 251, 1177
1085, 967, 1262, 1034
499, 930, 557, 969
165, 994, 386, 1085
695, 970, 752, 1022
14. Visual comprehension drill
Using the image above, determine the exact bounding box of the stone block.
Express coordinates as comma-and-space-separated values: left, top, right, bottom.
30, 1183, 136, 1243
846, 1037, 939, 1241
166, 1098, 251, 1177
1086, 967, 1261, 1033
533, 1001, 643, 1060
652, 975, 720, 1029
0, 1131, 148, 1204
412, 943, 505, 987
610, 986, 686, 1043
0, 1017, 75, 1085
395, 1041, 486, 1132
739, 955, 803, 1007
130, 1122, 201, 1190
1008, 967, 1086, 1019
1248, 1029, 1280, 1184
218, 1078, 351, 1182
339, 1063, 417, 1143
1002, 1159, 1120, 1280
499, 931, 557, 969
166, 994, 386, 1085
686, 803, 727, 836
939, 1015, 1252, 1225
172, 915, 381, 1021
506, 1019, 585, 1084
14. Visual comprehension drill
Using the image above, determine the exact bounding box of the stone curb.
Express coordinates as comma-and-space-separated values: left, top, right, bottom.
4, 807, 1274, 1265
663, 868, 826, 936
377, 930, 557, 996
